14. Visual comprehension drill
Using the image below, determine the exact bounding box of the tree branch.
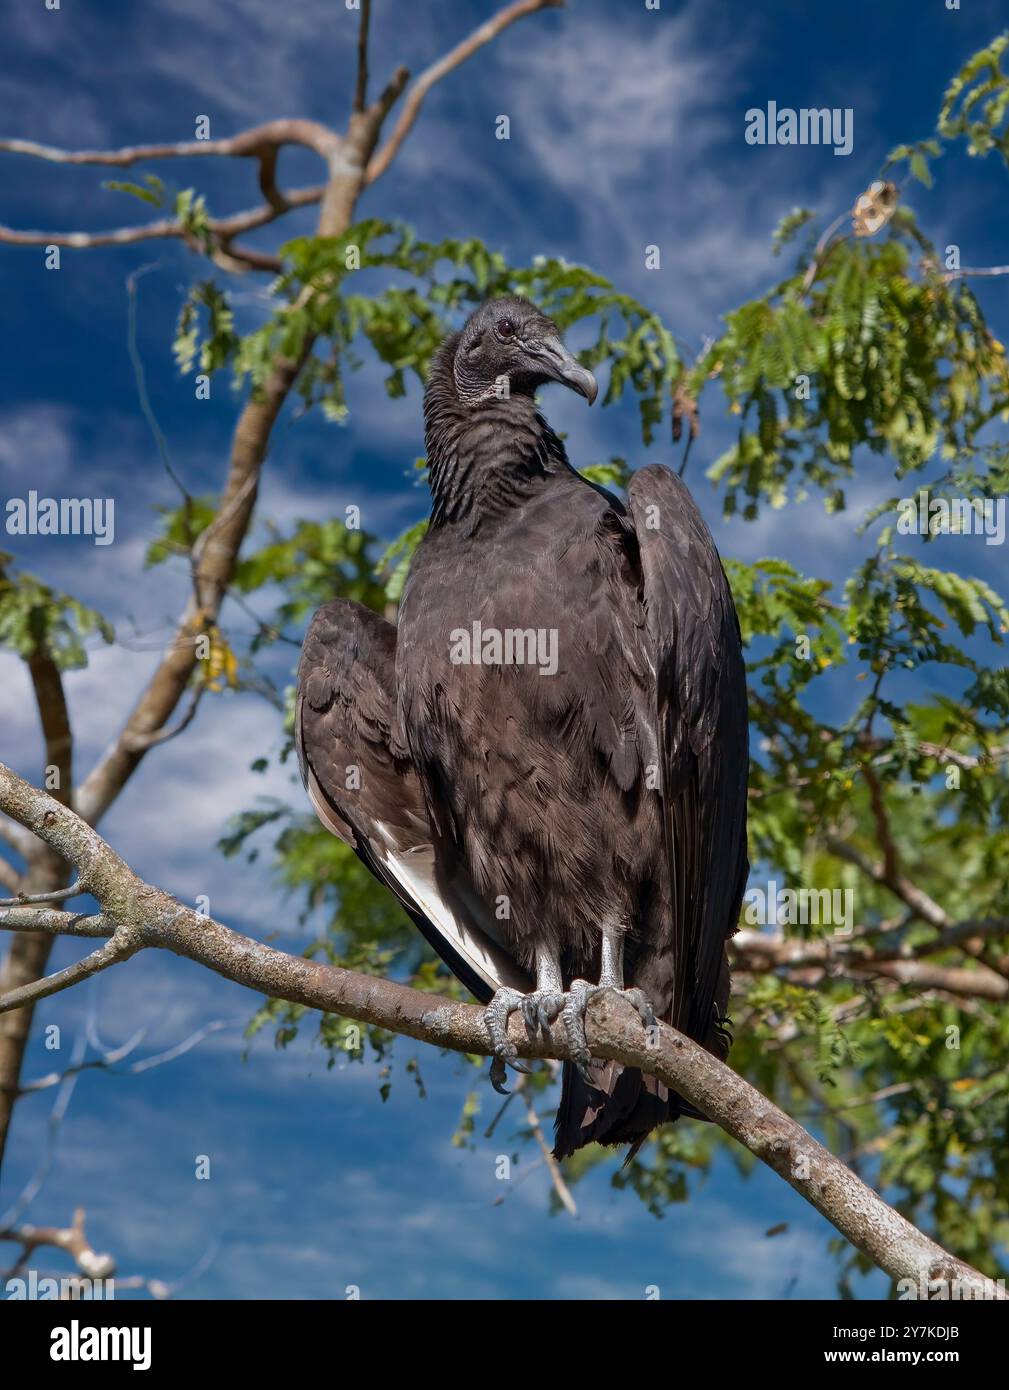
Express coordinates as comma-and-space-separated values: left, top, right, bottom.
366, 0, 565, 184
0, 881, 86, 908
0, 934, 139, 1016
1, 1205, 114, 1281
0, 908, 110, 938
0, 119, 341, 169
521, 1085, 577, 1216
0, 183, 324, 272
0, 637, 76, 1164
354, 0, 372, 114
0, 760, 1002, 1297
826, 835, 951, 931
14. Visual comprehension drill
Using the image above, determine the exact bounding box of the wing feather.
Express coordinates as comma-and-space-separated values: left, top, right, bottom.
627, 465, 749, 1048
296, 599, 530, 1002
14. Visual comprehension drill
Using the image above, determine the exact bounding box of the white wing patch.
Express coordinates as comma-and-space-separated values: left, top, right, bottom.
304, 764, 527, 996
375, 827, 529, 996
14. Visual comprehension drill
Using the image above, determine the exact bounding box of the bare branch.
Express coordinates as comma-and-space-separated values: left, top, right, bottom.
0, 635, 75, 1164
0, 760, 1002, 1297
521, 1085, 577, 1216
354, 0, 372, 113
914, 740, 1009, 770
944, 264, 1009, 281
732, 916, 1009, 978
866, 958, 1007, 1001
21, 1018, 233, 1093
1, 1206, 115, 1281
0, 119, 340, 169
0, 933, 138, 1015
0, 182, 324, 272
0, 909, 111, 938
26, 646, 73, 810
121, 683, 206, 753
366, 0, 565, 184
0, 862, 19, 894
862, 764, 900, 888
0, 881, 86, 908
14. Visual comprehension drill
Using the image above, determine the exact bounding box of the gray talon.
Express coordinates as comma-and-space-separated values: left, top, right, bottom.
562, 978, 598, 1074
622, 987, 656, 1032
488, 978, 656, 1094
521, 996, 539, 1035
521, 989, 564, 1038
484, 987, 529, 1091
538, 995, 564, 1033
562, 979, 657, 1079
489, 1055, 510, 1094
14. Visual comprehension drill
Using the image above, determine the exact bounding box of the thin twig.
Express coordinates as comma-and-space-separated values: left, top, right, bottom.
366, 0, 565, 183
0, 881, 87, 908
0, 933, 139, 1015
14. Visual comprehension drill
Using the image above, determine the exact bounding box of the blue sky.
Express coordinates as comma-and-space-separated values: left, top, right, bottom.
2, 0, 1007, 1300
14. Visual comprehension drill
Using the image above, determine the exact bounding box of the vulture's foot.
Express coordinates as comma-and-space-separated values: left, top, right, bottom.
484, 988, 534, 1094
562, 981, 657, 1084
521, 989, 565, 1039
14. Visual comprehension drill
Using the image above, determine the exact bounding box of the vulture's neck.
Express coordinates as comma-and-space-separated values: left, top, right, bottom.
424, 342, 571, 528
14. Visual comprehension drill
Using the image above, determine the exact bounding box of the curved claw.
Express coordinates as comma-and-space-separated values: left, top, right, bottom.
622, 987, 656, 1033
562, 980, 657, 1080
562, 978, 599, 1079
574, 1057, 596, 1086
484, 986, 533, 1092
489, 1055, 511, 1094
521, 989, 565, 1039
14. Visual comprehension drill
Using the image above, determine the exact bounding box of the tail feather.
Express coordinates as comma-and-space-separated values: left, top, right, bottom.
551, 1006, 730, 1161
552, 1060, 678, 1161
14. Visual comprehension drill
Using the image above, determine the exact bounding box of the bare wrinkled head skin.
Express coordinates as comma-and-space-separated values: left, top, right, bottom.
452, 295, 598, 406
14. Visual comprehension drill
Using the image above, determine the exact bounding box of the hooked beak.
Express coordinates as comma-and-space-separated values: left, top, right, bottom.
532, 335, 598, 405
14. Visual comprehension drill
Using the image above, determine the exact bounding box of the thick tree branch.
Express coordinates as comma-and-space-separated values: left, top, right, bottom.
26, 644, 73, 810
0, 761, 1002, 1298
366, 0, 566, 184
0, 638, 75, 1164
732, 916, 1009, 1001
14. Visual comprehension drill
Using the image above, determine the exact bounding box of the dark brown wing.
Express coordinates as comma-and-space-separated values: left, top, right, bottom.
296, 599, 529, 1002
627, 465, 749, 1051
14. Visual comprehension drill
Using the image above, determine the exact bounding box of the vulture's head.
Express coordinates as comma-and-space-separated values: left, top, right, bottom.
451, 296, 598, 408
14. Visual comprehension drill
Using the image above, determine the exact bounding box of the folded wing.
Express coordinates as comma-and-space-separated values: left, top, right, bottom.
627, 465, 749, 1054
296, 599, 530, 1002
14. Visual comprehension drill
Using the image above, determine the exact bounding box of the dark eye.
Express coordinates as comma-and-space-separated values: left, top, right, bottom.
496, 317, 516, 339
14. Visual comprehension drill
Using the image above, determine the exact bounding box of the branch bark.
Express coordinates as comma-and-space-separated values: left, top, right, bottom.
0, 640, 74, 1164
0, 760, 1002, 1298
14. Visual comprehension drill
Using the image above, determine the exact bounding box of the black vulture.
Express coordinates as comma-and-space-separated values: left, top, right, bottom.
297, 296, 748, 1159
